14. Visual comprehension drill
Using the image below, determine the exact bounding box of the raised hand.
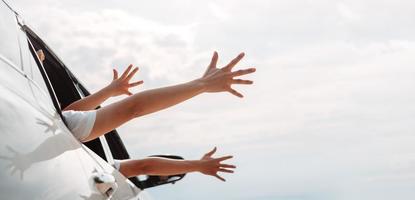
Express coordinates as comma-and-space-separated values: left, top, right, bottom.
107, 64, 144, 96
199, 147, 236, 181
201, 52, 256, 98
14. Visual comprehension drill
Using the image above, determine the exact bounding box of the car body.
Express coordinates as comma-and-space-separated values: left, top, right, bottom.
0, 1, 183, 199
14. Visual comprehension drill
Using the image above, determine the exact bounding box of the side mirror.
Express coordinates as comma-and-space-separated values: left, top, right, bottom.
137, 155, 186, 189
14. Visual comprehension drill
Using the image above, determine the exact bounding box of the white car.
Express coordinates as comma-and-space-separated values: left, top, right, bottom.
0, 1, 185, 199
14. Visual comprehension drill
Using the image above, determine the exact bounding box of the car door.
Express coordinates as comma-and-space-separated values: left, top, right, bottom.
0, 2, 128, 199
15, 12, 145, 200
0, 5, 105, 200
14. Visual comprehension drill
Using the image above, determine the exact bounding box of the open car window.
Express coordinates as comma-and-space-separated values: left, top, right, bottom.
17, 29, 57, 115
22, 25, 143, 187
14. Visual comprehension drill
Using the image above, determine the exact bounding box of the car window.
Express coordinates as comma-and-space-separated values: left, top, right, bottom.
0, 3, 21, 68
16, 28, 56, 114
26, 40, 50, 95
23, 26, 139, 184
29, 41, 57, 113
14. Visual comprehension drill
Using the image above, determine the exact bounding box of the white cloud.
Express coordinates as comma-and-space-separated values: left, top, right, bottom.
208, 2, 231, 21
337, 2, 360, 21
11, 0, 415, 199
16, 3, 206, 91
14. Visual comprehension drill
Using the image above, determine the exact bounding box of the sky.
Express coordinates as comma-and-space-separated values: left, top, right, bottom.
11, 0, 415, 199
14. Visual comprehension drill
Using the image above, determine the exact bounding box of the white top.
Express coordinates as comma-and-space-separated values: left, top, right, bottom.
113, 159, 121, 170
62, 110, 123, 171
62, 110, 97, 142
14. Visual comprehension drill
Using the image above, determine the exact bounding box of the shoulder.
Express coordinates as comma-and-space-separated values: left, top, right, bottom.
62, 110, 97, 141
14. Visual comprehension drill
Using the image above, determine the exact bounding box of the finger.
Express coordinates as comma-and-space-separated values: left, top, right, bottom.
126, 91, 133, 96
112, 69, 118, 80
205, 147, 217, 157
223, 52, 245, 71
231, 68, 256, 77
218, 168, 234, 173
120, 64, 133, 79
208, 51, 219, 70
220, 164, 236, 169
126, 67, 139, 81
36, 50, 45, 61
214, 174, 226, 182
129, 80, 144, 87
231, 79, 253, 85
216, 155, 233, 162
228, 88, 243, 98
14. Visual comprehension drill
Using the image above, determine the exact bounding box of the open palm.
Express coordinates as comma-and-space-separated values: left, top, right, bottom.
201, 52, 256, 98
108, 64, 144, 96
199, 147, 236, 181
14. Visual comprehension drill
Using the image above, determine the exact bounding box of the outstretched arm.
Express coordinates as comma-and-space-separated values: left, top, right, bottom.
118, 147, 235, 181
63, 65, 143, 111
85, 52, 255, 142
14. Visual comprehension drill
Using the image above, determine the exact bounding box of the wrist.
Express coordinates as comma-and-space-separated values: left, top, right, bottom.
101, 84, 116, 97
191, 78, 208, 94
196, 160, 207, 172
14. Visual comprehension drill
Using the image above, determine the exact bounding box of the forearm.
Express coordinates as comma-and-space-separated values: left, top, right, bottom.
125, 78, 206, 117
119, 158, 202, 177
87, 79, 206, 140
63, 87, 112, 111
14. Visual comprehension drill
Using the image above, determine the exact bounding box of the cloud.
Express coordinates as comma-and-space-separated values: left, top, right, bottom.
337, 3, 360, 21
16, 3, 208, 92
10, 0, 415, 199
121, 38, 415, 199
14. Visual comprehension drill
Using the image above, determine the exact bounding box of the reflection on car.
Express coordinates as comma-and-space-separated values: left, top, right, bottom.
0, 0, 185, 199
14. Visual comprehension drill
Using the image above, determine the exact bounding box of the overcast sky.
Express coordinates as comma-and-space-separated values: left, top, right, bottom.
12, 0, 415, 199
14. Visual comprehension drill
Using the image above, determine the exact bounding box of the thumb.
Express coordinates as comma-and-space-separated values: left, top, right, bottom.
207, 51, 218, 71
204, 147, 217, 157
113, 69, 118, 80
